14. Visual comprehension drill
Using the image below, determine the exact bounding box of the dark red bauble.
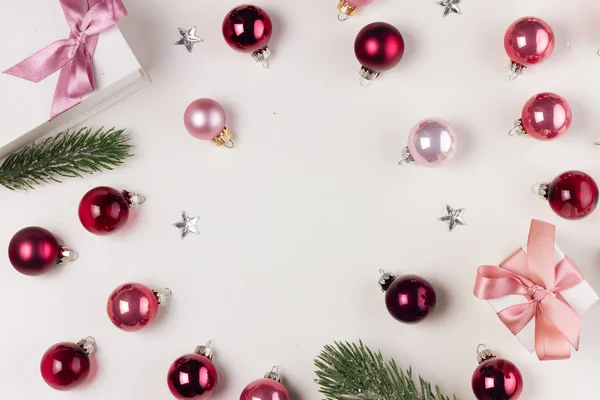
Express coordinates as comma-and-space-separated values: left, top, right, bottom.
222, 5, 272, 52
354, 22, 404, 72
472, 358, 523, 400
167, 353, 218, 399
385, 275, 436, 323
78, 186, 129, 235
547, 171, 599, 220
40, 342, 90, 390
8, 227, 60, 276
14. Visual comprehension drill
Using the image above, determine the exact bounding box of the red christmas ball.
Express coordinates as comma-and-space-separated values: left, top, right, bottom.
78, 186, 145, 235
40, 342, 91, 390
8, 227, 60, 276
383, 274, 436, 323
472, 357, 523, 400
521, 93, 571, 140
222, 5, 272, 53
504, 17, 554, 67
547, 171, 599, 220
107, 283, 162, 332
354, 22, 404, 72
167, 352, 218, 399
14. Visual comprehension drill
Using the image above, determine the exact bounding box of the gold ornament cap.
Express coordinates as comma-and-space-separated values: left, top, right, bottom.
476, 344, 496, 364
337, 0, 359, 21
211, 127, 234, 148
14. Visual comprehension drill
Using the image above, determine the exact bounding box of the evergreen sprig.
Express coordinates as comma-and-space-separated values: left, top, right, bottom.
0, 127, 132, 190
315, 341, 457, 400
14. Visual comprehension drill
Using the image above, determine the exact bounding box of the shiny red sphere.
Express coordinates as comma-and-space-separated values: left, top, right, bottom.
167, 354, 218, 399
504, 17, 554, 66
222, 5, 272, 53
385, 275, 436, 323
547, 171, 599, 220
107, 283, 158, 332
354, 22, 404, 72
472, 358, 523, 400
240, 378, 290, 400
40, 342, 90, 391
521, 93, 571, 140
78, 186, 129, 235
8, 226, 60, 276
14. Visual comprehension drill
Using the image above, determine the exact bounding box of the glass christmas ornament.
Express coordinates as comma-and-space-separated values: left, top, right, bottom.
184, 98, 233, 148
472, 345, 523, 400
167, 341, 218, 399
336, 0, 375, 21
398, 118, 458, 167
78, 186, 145, 235
509, 93, 572, 140
240, 366, 290, 400
354, 22, 404, 86
535, 171, 599, 220
40, 337, 96, 391
222, 5, 273, 68
379, 271, 437, 323
107, 283, 171, 332
504, 17, 555, 80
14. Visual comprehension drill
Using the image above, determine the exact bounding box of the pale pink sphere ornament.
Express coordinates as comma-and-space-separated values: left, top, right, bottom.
184, 98, 234, 148
504, 17, 555, 80
337, 0, 374, 21
398, 118, 458, 167
107, 283, 171, 332
240, 367, 290, 400
509, 92, 572, 140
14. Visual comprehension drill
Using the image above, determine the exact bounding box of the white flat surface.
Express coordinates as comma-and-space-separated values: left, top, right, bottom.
2, 0, 600, 399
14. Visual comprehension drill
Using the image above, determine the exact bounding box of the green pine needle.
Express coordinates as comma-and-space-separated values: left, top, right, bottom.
0, 127, 132, 190
315, 341, 457, 400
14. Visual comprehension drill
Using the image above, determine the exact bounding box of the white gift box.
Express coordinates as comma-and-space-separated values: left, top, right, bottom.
488, 244, 599, 354
0, 1, 149, 158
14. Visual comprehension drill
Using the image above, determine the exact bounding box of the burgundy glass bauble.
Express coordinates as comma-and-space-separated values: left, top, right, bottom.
40, 342, 90, 390
8, 226, 60, 276
521, 93, 572, 140
240, 378, 290, 400
385, 275, 436, 323
504, 17, 554, 66
78, 186, 129, 235
167, 353, 218, 399
547, 171, 599, 220
354, 22, 404, 72
472, 357, 523, 400
107, 283, 159, 332
222, 5, 272, 53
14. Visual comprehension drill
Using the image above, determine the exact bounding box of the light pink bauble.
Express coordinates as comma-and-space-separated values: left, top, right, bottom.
407, 118, 458, 167
184, 98, 226, 141
239, 378, 289, 400
346, 0, 375, 7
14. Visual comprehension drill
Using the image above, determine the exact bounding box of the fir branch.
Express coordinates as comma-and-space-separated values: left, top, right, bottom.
315, 341, 457, 400
0, 127, 132, 190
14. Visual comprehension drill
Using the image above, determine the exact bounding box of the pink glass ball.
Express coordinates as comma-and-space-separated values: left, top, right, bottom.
385, 275, 437, 323
354, 22, 405, 72
79, 186, 129, 235
167, 354, 218, 399
472, 358, 523, 400
107, 283, 158, 332
346, 0, 375, 6
504, 17, 554, 66
407, 118, 458, 167
521, 93, 571, 140
40, 342, 90, 390
240, 378, 290, 400
8, 226, 60, 276
547, 171, 599, 220
222, 5, 272, 53
184, 98, 227, 141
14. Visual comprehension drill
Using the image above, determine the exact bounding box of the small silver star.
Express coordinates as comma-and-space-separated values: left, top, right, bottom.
173, 211, 200, 239
439, 205, 466, 232
176, 26, 203, 53
436, 0, 461, 17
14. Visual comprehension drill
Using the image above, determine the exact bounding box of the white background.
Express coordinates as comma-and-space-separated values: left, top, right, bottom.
1, 0, 600, 399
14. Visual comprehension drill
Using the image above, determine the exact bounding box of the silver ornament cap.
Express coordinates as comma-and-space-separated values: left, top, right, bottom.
264, 366, 283, 383
476, 344, 496, 364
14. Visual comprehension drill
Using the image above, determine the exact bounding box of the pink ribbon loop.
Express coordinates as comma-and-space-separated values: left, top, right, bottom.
3, 0, 127, 119
473, 219, 584, 360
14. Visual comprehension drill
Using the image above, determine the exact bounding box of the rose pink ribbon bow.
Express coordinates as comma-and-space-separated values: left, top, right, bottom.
3, 0, 127, 119
473, 219, 584, 360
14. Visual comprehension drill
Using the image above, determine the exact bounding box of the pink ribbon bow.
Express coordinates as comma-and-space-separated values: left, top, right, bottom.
3, 0, 127, 119
473, 219, 584, 360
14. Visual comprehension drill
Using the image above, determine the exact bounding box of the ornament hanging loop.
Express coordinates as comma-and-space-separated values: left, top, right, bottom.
476, 343, 496, 364
508, 61, 526, 81
265, 365, 282, 382
338, 12, 349, 21
508, 119, 526, 137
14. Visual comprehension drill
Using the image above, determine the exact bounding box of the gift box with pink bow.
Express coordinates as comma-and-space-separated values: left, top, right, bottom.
0, 0, 148, 157
474, 219, 599, 360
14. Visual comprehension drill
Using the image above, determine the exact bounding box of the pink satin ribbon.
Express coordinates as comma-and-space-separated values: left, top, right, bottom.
3, 0, 127, 119
474, 219, 584, 360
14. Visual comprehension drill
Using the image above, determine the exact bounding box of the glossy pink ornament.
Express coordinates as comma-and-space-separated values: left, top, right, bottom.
337, 0, 375, 21
184, 98, 233, 148
472, 345, 523, 400
510, 93, 571, 140
223, 5, 273, 67
168, 343, 217, 399
240, 367, 290, 400
504, 17, 555, 79
78, 187, 146, 235
536, 171, 599, 220
8, 226, 77, 276
107, 283, 171, 332
398, 118, 458, 167
354, 22, 404, 86
40, 337, 96, 391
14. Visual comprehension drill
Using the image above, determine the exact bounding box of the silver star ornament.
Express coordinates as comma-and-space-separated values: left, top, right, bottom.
173, 211, 200, 239
176, 26, 203, 53
439, 205, 466, 232
436, 0, 461, 17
